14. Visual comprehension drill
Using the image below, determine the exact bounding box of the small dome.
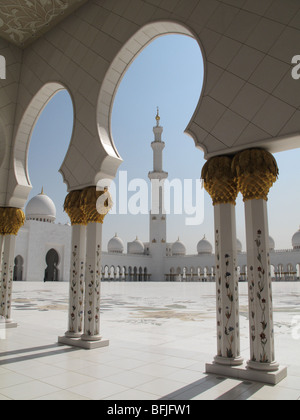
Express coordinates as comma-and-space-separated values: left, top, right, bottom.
292, 228, 300, 250
172, 238, 186, 256
237, 239, 243, 253
108, 234, 124, 254
197, 236, 213, 255
269, 236, 275, 251
129, 237, 145, 255
25, 190, 56, 223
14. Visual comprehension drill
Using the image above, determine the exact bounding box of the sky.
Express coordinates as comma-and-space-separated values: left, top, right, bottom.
27, 34, 300, 253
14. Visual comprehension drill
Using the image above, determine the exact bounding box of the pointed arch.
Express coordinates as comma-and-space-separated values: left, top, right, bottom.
95, 20, 206, 185
7, 82, 74, 208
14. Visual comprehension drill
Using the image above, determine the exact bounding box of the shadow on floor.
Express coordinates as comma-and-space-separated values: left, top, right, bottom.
0, 343, 78, 365
160, 375, 265, 400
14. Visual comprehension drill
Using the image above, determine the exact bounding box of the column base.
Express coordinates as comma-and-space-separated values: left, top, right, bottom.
64, 331, 82, 339
58, 335, 109, 350
214, 355, 244, 367
206, 361, 287, 385
0, 319, 18, 329
247, 360, 280, 372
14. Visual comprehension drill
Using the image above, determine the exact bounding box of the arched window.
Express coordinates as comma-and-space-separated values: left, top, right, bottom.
44, 249, 59, 282
13, 255, 24, 281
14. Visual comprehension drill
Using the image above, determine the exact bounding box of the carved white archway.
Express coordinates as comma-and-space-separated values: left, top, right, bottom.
8, 82, 74, 208
95, 20, 206, 186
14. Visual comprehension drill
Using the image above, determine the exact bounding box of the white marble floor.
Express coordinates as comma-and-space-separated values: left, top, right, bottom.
0, 282, 299, 400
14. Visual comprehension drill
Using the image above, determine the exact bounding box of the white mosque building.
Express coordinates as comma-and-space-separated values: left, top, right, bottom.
15, 114, 300, 283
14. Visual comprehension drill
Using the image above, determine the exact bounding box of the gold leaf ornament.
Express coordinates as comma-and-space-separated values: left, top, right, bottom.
80, 187, 112, 224
0, 208, 25, 235
232, 149, 279, 201
201, 156, 238, 206
64, 190, 87, 226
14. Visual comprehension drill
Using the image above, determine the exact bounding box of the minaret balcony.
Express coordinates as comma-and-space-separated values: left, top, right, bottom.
148, 171, 168, 180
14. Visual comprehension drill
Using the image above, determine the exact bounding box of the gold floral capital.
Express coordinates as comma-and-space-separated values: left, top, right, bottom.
64, 190, 87, 226
80, 187, 109, 224
0, 208, 25, 236
201, 156, 238, 206
232, 149, 279, 202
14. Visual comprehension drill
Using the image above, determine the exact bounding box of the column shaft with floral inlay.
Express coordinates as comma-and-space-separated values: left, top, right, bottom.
63, 190, 87, 338
0, 208, 25, 324
202, 157, 243, 366
232, 149, 279, 372
80, 187, 111, 342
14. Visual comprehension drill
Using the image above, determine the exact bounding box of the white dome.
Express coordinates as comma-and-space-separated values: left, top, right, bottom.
25, 190, 56, 223
197, 236, 213, 255
108, 234, 124, 254
129, 237, 145, 255
172, 238, 186, 256
237, 239, 243, 253
292, 229, 300, 249
269, 236, 275, 251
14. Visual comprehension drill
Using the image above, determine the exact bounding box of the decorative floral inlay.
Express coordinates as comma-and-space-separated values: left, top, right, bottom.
215, 229, 222, 356
249, 229, 274, 364
0, 260, 13, 320
0, 0, 87, 47
224, 253, 235, 359
215, 228, 239, 359
69, 244, 84, 334
85, 244, 101, 337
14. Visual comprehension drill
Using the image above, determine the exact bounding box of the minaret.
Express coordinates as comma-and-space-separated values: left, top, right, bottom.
148, 108, 168, 281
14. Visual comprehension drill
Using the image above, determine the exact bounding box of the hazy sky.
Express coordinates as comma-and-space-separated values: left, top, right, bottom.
27, 35, 300, 253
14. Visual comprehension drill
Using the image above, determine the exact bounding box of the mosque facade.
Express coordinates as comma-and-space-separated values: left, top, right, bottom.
14, 114, 300, 283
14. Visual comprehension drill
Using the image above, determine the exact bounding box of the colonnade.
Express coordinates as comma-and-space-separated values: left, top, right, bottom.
202, 148, 286, 383
0, 149, 287, 381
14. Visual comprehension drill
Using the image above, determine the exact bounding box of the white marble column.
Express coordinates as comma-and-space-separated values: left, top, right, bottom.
81, 222, 103, 342
245, 198, 278, 371
0, 208, 25, 328
65, 224, 86, 338
0, 234, 16, 324
232, 148, 287, 382
202, 156, 243, 370
214, 203, 243, 366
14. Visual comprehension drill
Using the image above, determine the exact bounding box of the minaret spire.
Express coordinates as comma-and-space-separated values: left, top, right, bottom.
156, 107, 160, 127
148, 109, 169, 279
148, 108, 168, 247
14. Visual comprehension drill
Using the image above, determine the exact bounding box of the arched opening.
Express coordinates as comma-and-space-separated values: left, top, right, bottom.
44, 249, 59, 282
9, 83, 74, 209
98, 23, 205, 252
133, 267, 138, 282
270, 265, 276, 281
13, 255, 24, 282
110, 266, 115, 281
176, 267, 182, 282
104, 265, 109, 281
128, 266, 133, 282
296, 264, 300, 281
97, 21, 204, 161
